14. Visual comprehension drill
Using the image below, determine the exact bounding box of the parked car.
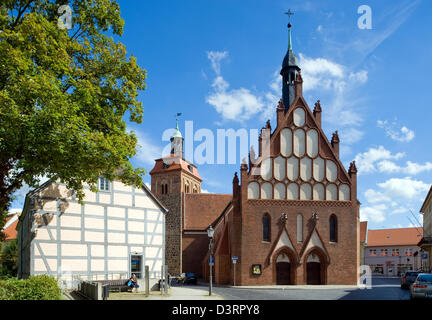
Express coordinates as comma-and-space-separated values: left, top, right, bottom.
401, 271, 420, 289
178, 272, 197, 285
410, 273, 432, 299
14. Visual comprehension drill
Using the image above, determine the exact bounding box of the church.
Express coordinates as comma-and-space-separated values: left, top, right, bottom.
150, 23, 360, 285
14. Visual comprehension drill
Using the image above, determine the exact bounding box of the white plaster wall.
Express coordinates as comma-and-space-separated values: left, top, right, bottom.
287, 183, 299, 200
128, 208, 145, 220
113, 181, 132, 192
61, 244, 87, 257
261, 158, 272, 181
60, 230, 81, 241
248, 182, 260, 199
313, 184, 325, 200
300, 157, 312, 181
274, 183, 286, 200
274, 156, 286, 181
339, 184, 351, 201
113, 193, 132, 207
85, 204, 104, 216
293, 108, 305, 126
91, 245, 105, 257
85, 231, 104, 242
287, 157, 299, 181
326, 160, 338, 182
306, 129, 318, 157
326, 184, 338, 200
293, 129, 305, 157
84, 217, 104, 230
300, 184, 312, 200
61, 215, 81, 228
261, 182, 273, 199
313, 157, 325, 181
280, 128, 292, 157
107, 207, 125, 219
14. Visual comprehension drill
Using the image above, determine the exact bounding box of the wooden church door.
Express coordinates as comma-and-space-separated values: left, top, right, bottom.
276, 252, 291, 285
306, 253, 322, 285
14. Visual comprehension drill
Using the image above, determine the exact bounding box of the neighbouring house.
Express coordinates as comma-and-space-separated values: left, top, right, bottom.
151, 22, 360, 285
360, 221, 368, 266
418, 185, 432, 272
365, 227, 423, 277
2, 213, 20, 241
17, 178, 167, 288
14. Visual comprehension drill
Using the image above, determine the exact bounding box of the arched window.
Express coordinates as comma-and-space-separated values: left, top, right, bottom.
330, 214, 338, 242
262, 214, 271, 242
297, 214, 303, 242
291, 72, 295, 84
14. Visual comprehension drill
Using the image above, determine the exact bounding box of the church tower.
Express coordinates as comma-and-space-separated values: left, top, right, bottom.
149, 120, 202, 274
281, 22, 300, 113
170, 119, 184, 158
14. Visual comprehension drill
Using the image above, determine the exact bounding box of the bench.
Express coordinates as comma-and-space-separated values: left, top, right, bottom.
92, 279, 132, 293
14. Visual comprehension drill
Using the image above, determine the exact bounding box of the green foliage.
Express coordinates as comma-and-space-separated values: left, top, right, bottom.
0, 274, 61, 300
0, 0, 147, 226
0, 239, 18, 277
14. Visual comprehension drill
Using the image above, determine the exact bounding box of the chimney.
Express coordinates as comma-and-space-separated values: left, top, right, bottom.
295, 70, 303, 98
331, 131, 340, 159
313, 100, 322, 127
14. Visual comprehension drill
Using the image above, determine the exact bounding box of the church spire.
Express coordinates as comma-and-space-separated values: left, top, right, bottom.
281, 10, 301, 113
170, 113, 184, 158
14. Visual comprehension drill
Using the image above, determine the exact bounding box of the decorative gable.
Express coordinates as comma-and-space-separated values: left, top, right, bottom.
247, 96, 353, 202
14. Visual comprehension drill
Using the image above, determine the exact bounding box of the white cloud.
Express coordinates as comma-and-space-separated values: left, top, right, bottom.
377, 177, 430, 201
134, 131, 163, 166
354, 146, 405, 174
317, 25, 323, 32
207, 51, 228, 75
405, 161, 432, 175
206, 51, 265, 122
360, 204, 387, 223
201, 188, 209, 194
364, 189, 391, 204
377, 120, 415, 142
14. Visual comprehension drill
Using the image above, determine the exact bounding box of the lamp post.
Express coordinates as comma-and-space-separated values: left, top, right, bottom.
207, 225, 214, 296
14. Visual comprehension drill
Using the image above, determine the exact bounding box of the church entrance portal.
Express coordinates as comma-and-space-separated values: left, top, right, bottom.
306, 253, 322, 285
276, 252, 291, 285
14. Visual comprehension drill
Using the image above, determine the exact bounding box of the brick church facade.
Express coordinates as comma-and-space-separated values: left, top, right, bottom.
150, 24, 360, 285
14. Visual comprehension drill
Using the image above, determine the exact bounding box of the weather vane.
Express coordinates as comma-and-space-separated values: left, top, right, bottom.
284, 9, 294, 28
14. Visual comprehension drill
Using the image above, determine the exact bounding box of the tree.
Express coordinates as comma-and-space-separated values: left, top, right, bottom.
0, 0, 147, 229
0, 239, 18, 277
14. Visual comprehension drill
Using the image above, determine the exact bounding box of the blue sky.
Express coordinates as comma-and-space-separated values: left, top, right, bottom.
10, 0, 432, 230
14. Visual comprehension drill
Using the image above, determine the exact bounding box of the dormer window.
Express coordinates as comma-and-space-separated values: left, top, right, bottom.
99, 177, 110, 192
188, 165, 193, 173
163, 163, 170, 169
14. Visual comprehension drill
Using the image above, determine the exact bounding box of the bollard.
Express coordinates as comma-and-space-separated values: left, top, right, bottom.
145, 266, 149, 297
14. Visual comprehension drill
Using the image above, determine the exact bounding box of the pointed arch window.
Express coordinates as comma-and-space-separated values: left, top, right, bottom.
262, 214, 271, 242
330, 214, 338, 242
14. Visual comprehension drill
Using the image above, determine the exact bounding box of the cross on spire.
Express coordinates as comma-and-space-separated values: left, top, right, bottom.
284, 9, 294, 27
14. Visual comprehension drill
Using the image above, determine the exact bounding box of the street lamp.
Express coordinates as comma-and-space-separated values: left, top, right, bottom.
207, 225, 214, 296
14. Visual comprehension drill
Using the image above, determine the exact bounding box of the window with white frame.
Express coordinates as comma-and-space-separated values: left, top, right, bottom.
99, 176, 110, 192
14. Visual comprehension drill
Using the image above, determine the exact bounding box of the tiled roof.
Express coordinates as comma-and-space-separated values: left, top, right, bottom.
367, 227, 423, 247
3, 214, 20, 240
184, 194, 232, 230
360, 221, 368, 243
150, 155, 201, 181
